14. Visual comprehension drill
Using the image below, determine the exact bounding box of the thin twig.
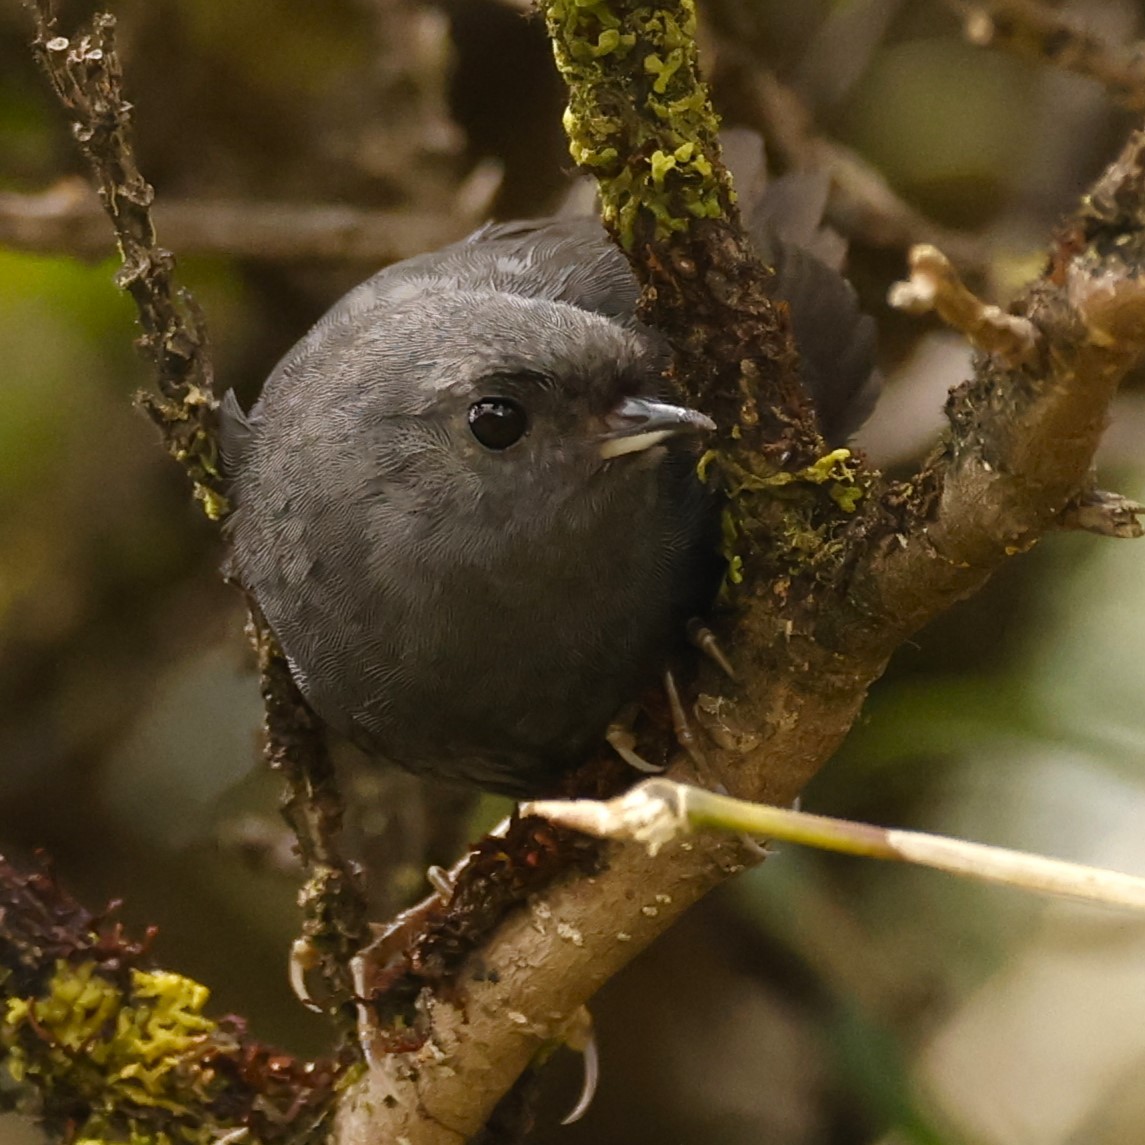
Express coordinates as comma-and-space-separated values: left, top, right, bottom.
0, 180, 468, 265
248, 613, 372, 1029
24, 6, 224, 518
949, 0, 1145, 110
1058, 487, 1145, 538
24, 0, 371, 1042
525, 779, 1145, 912
728, 61, 992, 273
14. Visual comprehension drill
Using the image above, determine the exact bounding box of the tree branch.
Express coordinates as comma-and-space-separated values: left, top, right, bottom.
338, 9, 1145, 1143
722, 57, 992, 273
24, 11, 223, 519
948, 0, 1145, 110
14, 2, 1145, 1143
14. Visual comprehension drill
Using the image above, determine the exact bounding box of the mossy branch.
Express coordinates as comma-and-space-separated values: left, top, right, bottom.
23, 0, 370, 1049
341, 16, 1145, 1145
0, 856, 338, 1145
543, 0, 851, 635
544, 0, 728, 248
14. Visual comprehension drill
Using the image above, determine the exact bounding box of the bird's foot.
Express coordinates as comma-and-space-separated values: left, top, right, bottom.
425, 864, 455, 901
663, 668, 710, 775
288, 936, 324, 1013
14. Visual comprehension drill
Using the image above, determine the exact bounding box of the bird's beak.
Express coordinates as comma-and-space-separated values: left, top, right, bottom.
598, 396, 715, 460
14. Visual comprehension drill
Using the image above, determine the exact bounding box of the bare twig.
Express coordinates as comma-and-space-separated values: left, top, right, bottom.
1058, 487, 1145, 538
24, 8, 224, 519
526, 780, 1145, 912
723, 59, 992, 272
949, 0, 1145, 110
0, 180, 469, 265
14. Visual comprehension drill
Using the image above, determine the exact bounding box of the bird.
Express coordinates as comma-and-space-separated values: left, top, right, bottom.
220, 170, 877, 797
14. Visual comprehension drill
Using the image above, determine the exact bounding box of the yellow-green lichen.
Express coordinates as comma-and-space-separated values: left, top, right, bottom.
710, 448, 870, 587
720, 449, 864, 505
3, 961, 220, 1136
544, 0, 730, 247
73, 1133, 173, 1145
193, 483, 230, 521
695, 447, 719, 484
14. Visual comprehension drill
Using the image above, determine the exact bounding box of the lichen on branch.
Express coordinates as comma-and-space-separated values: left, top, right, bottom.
544, 0, 728, 248
0, 856, 338, 1145
543, 0, 853, 620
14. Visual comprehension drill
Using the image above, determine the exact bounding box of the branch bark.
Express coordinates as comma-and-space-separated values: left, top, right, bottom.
20, 0, 372, 1040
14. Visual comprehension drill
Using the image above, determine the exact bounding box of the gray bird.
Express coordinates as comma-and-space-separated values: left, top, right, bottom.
221, 176, 877, 796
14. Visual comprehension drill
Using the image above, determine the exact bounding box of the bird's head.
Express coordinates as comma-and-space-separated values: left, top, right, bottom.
334, 291, 715, 542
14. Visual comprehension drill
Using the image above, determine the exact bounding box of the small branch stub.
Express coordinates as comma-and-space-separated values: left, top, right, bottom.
1059, 487, 1145, 539
888, 242, 1042, 367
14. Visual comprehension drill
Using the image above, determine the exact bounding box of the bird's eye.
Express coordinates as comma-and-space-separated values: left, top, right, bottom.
468, 397, 528, 451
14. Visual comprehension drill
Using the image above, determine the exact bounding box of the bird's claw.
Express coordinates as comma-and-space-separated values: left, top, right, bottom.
426, 864, 455, 901
663, 668, 709, 774
606, 717, 666, 774
288, 936, 325, 1013
561, 1005, 600, 1125
687, 618, 736, 680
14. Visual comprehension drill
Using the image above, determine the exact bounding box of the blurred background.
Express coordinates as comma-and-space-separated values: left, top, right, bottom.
2, 0, 1145, 1142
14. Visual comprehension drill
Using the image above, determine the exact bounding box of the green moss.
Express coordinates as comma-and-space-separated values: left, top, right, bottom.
696, 447, 719, 483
